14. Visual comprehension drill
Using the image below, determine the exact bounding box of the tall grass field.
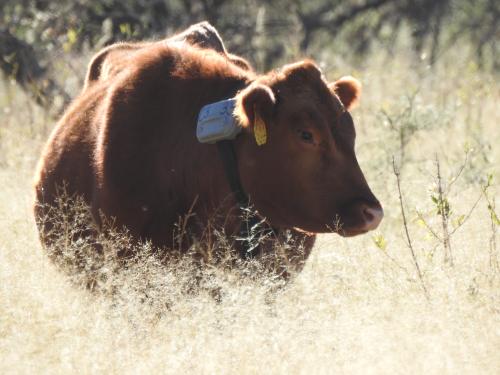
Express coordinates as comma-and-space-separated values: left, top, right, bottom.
0, 43, 498, 374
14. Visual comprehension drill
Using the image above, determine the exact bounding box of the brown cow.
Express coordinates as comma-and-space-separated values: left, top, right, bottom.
34, 31, 383, 276
83, 22, 252, 90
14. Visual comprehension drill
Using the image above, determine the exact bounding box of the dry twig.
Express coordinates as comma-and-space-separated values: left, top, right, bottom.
392, 156, 429, 299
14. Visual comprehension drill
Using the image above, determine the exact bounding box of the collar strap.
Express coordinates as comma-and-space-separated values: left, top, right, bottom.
216, 140, 248, 207
216, 139, 276, 259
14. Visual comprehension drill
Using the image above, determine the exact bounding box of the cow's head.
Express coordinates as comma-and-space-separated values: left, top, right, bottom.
234, 60, 383, 236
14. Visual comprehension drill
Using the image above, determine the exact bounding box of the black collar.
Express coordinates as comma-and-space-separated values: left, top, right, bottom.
216, 140, 248, 207
216, 140, 275, 258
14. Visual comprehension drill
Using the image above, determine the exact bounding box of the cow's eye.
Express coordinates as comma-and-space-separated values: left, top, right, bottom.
299, 130, 314, 143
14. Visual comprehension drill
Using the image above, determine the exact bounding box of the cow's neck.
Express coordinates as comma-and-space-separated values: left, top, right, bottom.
216, 133, 276, 260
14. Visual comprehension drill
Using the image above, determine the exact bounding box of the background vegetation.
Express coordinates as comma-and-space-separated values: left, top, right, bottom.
1, 0, 498, 113
1, 0, 499, 373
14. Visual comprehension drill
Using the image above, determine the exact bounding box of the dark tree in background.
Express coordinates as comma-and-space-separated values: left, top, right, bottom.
1, 0, 498, 113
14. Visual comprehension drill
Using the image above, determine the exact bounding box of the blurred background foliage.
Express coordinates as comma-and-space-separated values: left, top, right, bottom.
1, 0, 498, 113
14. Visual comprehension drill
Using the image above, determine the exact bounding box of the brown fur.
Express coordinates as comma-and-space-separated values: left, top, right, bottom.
83, 22, 252, 90
34, 39, 381, 275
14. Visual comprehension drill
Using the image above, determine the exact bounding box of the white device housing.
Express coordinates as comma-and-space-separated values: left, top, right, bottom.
196, 98, 242, 143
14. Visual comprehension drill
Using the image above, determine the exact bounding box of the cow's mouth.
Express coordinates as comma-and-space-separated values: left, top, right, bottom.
253, 198, 383, 237
336, 227, 370, 237
332, 202, 384, 237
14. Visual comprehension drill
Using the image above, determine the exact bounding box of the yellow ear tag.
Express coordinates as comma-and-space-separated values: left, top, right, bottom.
253, 107, 267, 146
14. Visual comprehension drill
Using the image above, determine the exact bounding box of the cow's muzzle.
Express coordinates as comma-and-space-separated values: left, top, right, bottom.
338, 200, 384, 236
361, 204, 384, 231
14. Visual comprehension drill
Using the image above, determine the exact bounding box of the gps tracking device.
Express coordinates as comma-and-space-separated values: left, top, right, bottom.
196, 98, 242, 144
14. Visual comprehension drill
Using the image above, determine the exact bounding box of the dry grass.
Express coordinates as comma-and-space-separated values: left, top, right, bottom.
0, 46, 499, 374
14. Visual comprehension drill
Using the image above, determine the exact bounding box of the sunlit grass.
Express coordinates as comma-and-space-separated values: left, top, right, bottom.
0, 46, 498, 374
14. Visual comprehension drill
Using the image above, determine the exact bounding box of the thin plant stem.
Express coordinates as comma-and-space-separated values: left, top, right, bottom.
435, 156, 452, 265
393, 156, 429, 299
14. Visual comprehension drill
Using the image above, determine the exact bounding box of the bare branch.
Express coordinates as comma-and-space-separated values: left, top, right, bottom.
449, 192, 483, 236
416, 211, 442, 241
393, 156, 429, 299
379, 246, 412, 278
446, 148, 470, 193
435, 155, 453, 265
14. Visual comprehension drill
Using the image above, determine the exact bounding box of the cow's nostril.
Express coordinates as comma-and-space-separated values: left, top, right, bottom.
362, 206, 384, 230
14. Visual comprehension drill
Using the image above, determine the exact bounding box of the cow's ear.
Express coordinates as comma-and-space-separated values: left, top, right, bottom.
235, 83, 275, 128
329, 76, 362, 110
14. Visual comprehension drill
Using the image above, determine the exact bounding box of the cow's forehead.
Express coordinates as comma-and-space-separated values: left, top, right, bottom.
271, 75, 345, 117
